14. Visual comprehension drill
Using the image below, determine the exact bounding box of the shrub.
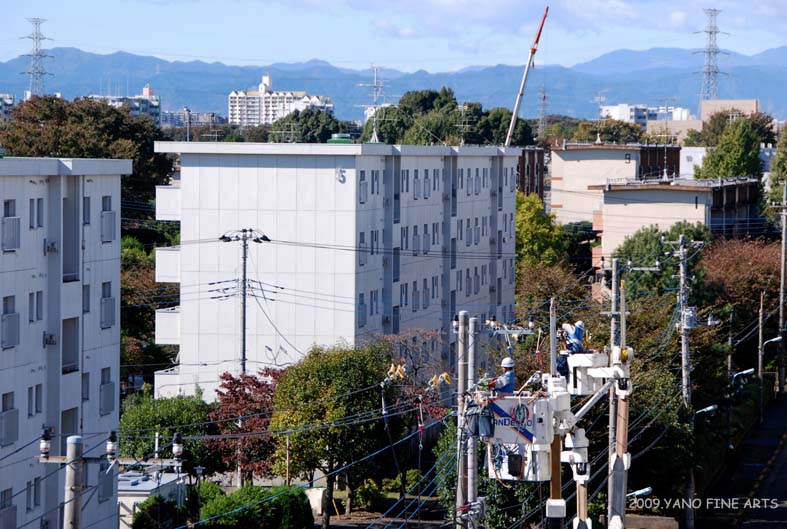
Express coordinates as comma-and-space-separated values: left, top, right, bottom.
381, 468, 423, 493
199, 485, 312, 529
132, 495, 185, 529
353, 479, 385, 512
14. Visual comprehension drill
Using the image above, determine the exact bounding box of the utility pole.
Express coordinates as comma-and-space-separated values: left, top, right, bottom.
607, 258, 619, 525
547, 297, 563, 529
358, 66, 385, 143
609, 281, 631, 528
467, 317, 478, 505
758, 292, 765, 422
779, 184, 787, 394
455, 311, 469, 529
63, 436, 84, 529
695, 8, 724, 103
219, 229, 270, 374
184, 107, 192, 142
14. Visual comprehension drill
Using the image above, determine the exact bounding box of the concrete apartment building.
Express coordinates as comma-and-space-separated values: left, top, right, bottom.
600, 103, 692, 128
152, 142, 518, 399
0, 157, 127, 529
549, 143, 681, 225
591, 177, 759, 260
0, 95, 15, 123
85, 84, 161, 126
228, 75, 334, 127
647, 99, 762, 144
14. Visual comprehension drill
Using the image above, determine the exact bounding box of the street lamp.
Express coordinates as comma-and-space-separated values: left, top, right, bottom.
626, 486, 653, 498
695, 404, 718, 415
732, 368, 755, 386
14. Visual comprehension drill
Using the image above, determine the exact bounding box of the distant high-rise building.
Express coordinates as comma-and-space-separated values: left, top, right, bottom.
161, 110, 228, 129
0, 94, 16, 122
228, 75, 333, 127
85, 84, 161, 125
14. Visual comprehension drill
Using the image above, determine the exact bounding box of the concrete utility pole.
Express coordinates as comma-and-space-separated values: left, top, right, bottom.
467, 317, 478, 505
548, 298, 562, 529
63, 436, 84, 529
780, 184, 787, 394
758, 292, 765, 422
607, 257, 619, 524
219, 229, 270, 375
609, 281, 630, 528
455, 311, 469, 528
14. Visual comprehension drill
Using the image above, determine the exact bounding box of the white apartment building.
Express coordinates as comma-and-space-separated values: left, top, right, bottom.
0, 95, 15, 123
85, 84, 161, 126
152, 142, 518, 399
600, 103, 692, 128
228, 75, 334, 127
0, 157, 128, 529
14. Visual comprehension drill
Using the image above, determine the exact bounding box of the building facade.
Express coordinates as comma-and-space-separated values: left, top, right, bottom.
228, 75, 333, 127
0, 95, 15, 123
518, 147, 546, 200
152, 142, 518, 399
600, 104, 692, 128
0, 157, 128, 529
85, 84, 161, 126
591, 177, 760, 259
549, 143, 681, 225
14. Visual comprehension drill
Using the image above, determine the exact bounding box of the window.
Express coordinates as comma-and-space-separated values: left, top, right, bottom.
465, 269, 471, 296
482, 264, 488, 286
466, 171, 472, 196
482, 216, 487, 237
423, 224, 429, 255
423, 278, 429, 309
402, 169, 409, 193
359, 232, 367, 266
358, 293, 366, 328
457, 270, 463, 293
474, 218, 480, 245
1, 488, 11, 510
98, 461, 112, 502
432, 276, 439, 299
413, 169, 420, 200
2, 393, 13, 412
412, 281, 418, 312
371, 230, 379, 256
28, 293, 35, 323
100, 196, 116, 242
99, 368, 114, 415
359, 170, 367, 204
26, 480, 32, 511
400, 283, 408, 307
2, 296, 19, 349
36, 198, 43, 227
459, 168, 464, 189
475, 168, 481, 195
412, 225, 419, 256
100, 282, 115, 329
83, 196, 91, 225
35, 291, 43, 321
33, 478, 40, 507
458, 219, 463, 241
27, 387, 34, 417
29, 199, 35, 229
3, 200, 15, 218
371, 170, 380, 195
82, 285, 90, 313
102, 196, 112, 212
401, 226, 409, 250
101, 367, 110, 385
432, 222, 439, 245
82, 373, 90, 401
483, 168, 488, 188
433, 169, 439, 191
424, 173, 430, 199
34, 385, 42, 414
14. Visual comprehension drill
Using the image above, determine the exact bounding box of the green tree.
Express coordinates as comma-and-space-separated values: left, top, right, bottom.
359, 105, 411, 144
0, 96, 172, 204
612, 222, 711, 297
402, 110, 460, 145
477, 107, 534, 146
699, 111, 775, 147
515, 192, 566, 266
199, 485, 313, 529
768, 132, 787, 203
683, 129, 705, 147
398, 89, 441, 116
268, 109, 350, 143
269, 344, 401, 529
572, 119, 644, 144
132, 495, 187, 529
697, 119, 762, 178
119, 389, 217, 475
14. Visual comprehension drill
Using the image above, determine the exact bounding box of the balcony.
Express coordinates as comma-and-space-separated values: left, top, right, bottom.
1, 313, 19, 349
156, 184, 181, 221
99, 382, 115, 416
155, 307, 181, 345
0, 408, 19, 446
155, 246, 181, 283
1, 217, 20, 252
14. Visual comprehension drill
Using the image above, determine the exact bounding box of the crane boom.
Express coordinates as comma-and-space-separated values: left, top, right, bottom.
504, 6, 549, 147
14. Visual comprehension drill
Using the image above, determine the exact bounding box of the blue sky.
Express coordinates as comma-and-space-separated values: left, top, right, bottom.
3, 0, 787, 71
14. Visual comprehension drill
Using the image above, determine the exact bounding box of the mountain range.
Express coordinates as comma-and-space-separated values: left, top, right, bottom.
2, 46, 787, 121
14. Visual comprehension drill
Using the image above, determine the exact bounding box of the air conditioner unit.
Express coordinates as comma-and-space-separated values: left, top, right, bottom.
42, 332, 57, 347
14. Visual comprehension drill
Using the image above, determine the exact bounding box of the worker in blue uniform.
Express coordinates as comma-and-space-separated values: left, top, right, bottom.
557, 320, 586, 378
487, 356, 516, 395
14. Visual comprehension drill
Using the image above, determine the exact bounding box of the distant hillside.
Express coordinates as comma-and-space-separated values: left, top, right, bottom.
3, 46, 787, 120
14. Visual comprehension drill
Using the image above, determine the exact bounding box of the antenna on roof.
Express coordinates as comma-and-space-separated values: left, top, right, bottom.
357, 66, 385, 143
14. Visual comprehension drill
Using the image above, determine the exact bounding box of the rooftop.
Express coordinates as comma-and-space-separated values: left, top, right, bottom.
154, 141, 522, 157
588, 177, 759, 192
0, 157, 132, 177
554, 142, 681, 151
118, 471, 180, 494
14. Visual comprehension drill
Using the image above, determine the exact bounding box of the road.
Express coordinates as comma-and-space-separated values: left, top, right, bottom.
741, 427, 787, 529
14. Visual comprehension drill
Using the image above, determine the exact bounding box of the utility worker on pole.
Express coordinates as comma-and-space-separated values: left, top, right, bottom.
481, 357, 516, 395
557, 321, 586, 378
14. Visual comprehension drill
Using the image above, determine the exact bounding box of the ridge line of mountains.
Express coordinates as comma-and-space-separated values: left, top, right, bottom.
3, 46, 787, 121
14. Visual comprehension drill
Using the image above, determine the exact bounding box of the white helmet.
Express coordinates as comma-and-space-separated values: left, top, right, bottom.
501, 357, 515, 369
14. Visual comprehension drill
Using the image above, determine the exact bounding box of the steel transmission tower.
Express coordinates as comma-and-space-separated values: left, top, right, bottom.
21, 18, 53, 97
537, 84, 548, 138
697, 8, 723, 101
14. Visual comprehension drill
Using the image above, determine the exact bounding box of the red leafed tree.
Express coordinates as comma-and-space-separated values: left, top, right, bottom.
209, 368, 284, 480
